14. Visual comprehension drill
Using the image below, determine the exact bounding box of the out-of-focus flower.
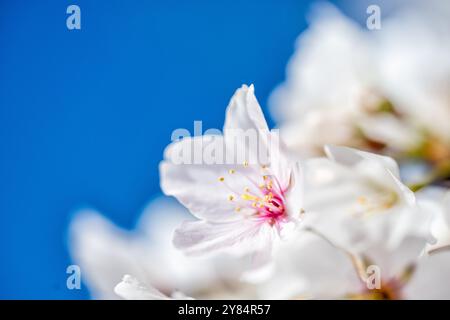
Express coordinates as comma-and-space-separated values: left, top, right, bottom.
302, 146, 435, 255
270, 4, 382, 156
261, 230, 450, 300
270, 2, 450, 169
258, 232, 364, 299
257, 146, 443, 299
69, 2, 450, 300
377, 0, 450, 165
160, 85, 304, 267
417, 187, 450, 254
69, 197, 257, 299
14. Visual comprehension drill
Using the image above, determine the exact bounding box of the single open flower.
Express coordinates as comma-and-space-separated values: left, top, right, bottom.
160, 85, 304, 265
303, 145, 435, 255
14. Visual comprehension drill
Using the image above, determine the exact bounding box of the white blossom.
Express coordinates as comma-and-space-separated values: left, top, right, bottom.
160, 85, 304, 267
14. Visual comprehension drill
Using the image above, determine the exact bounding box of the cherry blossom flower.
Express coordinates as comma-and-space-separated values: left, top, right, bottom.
269, 2, 450, 164
302, 145, 436, 255
160, 85, 304, 264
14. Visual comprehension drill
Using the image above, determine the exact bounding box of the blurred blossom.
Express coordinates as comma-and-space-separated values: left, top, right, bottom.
377, 0, 450, 162
302, 146, 435, 253
114, 275, 194, 300
270, 1, 450, 170
416, 187, 450, 254
70, 197, 258, 299
263, 224, 450, 299
270, 4, 379, 155
259, 149, 450, 299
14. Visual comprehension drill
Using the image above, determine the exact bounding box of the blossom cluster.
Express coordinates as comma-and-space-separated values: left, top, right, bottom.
69, 2, 450, 300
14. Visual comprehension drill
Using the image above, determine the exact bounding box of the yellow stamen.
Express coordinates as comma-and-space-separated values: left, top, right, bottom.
242, 193, 258, 201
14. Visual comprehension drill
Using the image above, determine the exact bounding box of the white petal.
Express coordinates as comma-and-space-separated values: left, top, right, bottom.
324, 145, 400, 179
404, 251, 450, 299
268, 130, 296, 189
170, 291, 195, 300
136, 196, 193, 242
160, 136, 257, 222
223, 84, 269, 133
417, 188, 450, 253
437, 191, 450, 247
362, 235, 428, 280
173, 218, 274, 260
302, 156, 433, 256
134, 198, 220, 293
358, 114, 423, 151
261, 232, 362, 299
114, 275, 171, 300
324, 145, 415, 206
222, 85, 275, 168
284, 162, 304, 219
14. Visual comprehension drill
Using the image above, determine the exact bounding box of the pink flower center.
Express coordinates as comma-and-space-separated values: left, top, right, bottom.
218, 164, 288, 226
253, 177, 287, 224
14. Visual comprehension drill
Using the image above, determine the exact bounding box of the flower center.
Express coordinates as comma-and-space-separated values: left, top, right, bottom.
241, 176, 286, 224
219, 164, 287, 225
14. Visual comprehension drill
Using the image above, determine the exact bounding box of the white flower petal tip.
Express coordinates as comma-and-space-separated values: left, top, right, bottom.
224, 84, 269, 133
303, 146, 436, 278
324, 145, 399, 176
323, 144, 414, 205
114, 275, 171, 300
